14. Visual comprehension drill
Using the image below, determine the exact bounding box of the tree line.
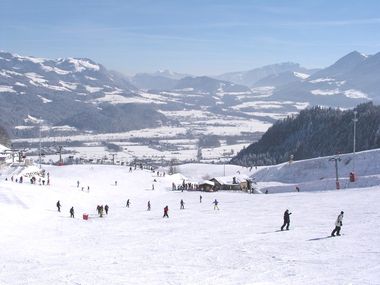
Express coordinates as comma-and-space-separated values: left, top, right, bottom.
231, 102, 380, 166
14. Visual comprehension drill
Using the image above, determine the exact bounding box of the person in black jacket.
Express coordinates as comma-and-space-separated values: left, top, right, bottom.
147, 201, 151, 211
281, 209, 292, 231
70, 207, 74, 218
56, 200, 61, 212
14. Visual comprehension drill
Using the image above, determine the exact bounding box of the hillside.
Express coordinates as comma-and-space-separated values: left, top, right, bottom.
231, 102, 380, 166
0, 124, 10, 147
0, 51, 167, 136
2, 50, 380, 142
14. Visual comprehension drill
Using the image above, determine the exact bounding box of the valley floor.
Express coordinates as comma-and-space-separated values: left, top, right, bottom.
0, 165, 379, 284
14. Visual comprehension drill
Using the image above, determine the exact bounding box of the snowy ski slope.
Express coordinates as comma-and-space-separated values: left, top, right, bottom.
0, 149, 380, 284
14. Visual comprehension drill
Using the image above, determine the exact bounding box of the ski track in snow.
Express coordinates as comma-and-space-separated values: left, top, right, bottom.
0, 164, 379, 284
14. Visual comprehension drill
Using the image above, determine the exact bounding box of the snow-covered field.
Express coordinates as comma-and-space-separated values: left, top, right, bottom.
1, 150, 380, 284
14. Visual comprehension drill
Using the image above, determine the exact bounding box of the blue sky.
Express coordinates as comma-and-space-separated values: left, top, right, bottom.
1, 0, 380, 75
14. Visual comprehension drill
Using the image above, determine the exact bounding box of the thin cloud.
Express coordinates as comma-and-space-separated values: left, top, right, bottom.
280, 18, 380, 27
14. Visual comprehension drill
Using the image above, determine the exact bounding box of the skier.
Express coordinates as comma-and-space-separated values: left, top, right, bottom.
296, 186, 300, 192
152, 184, 155, 190
213, 199, 219, 210
281, 209, 292, 231
77, 180, 80, 188
331, 211, 344, 236
56, 200, 61, 212
99, 205, 104, 217
105, 205, 109, 215
200, 195, 203, 203
70, 207, 74, 218
87, 186, 90, 192
96, 205, 101, 215
147, 201, 151, 211
126, 199, 130, 208
163, 206, 169, 218
115, 181, 117, 186
180, 199, 185, 210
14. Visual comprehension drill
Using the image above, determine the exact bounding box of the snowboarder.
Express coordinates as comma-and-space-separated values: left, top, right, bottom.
126, 199, 130, 208
70, 207, 74, 218
147, 201, 151, 211
200, 195, 202, 203
105, 205, 109, 215
213, 199, 219, 210
180, 199, 185, 210
163, 206, 169, 218
56, 200, 61, 212
281, 209, 292, 231
331, 211, 344, 236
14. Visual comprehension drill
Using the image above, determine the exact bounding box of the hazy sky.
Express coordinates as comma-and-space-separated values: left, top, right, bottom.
1, 0, 380, 75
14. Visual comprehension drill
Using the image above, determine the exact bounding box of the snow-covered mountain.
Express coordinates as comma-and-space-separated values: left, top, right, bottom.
270, 51, 380, 107
130, 73, 178, 90
174, 76, 251, 94
0, 51, 168, 136
253, 71, 310, 87
129, 70, 190, 90
2, 50, 380, 140
215, 62, 317, 87
310, 51, 367, 79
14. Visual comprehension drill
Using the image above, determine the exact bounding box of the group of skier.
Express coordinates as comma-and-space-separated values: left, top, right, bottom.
76, 181, 90, 192
6, 174, 50, 186
56, 190, 344, 236
121, 196, 219, 217
56, 200, 109, 218
281, 209, 344, 236
56, 200, 75, 218
96, 205, 109, 217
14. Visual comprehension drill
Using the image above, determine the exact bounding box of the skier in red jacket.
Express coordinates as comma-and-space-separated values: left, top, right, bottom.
163, 206, 169, 218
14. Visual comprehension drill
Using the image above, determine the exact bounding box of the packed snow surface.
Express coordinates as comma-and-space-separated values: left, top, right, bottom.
0, 156, 380, 284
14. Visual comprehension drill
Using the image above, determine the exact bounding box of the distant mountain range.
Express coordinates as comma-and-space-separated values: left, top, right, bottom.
215, 62, 319, 87
0, 51, 167, 137
1, 50, 379, 138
